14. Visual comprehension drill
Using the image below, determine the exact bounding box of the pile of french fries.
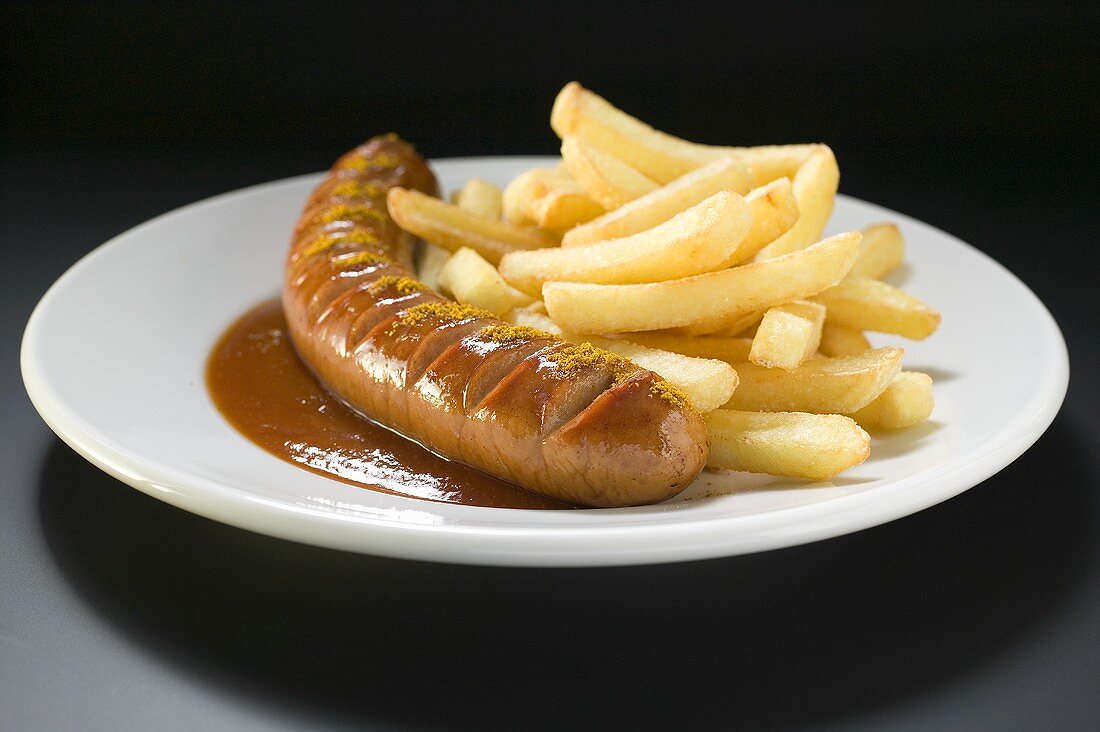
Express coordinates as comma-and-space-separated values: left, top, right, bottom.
387, 82, 940, 483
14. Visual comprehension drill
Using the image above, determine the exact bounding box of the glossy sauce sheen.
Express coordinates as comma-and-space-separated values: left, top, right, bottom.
206, 300, 574, 510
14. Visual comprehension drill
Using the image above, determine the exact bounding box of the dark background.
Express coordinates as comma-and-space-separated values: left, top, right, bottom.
2, 2, 1099, 730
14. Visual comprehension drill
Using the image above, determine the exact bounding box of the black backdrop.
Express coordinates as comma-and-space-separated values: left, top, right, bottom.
3, 2, 1100, 730
4, 1, 1096, 146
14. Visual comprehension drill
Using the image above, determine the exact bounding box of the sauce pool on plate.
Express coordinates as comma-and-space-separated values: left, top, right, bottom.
206, 300, 573, 509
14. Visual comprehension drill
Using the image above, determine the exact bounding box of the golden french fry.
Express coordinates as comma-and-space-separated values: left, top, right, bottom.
501, 169, 547, 225
849, 223, 905, 279
506, 309, 737, 412
674, 309, 766, 338
705, 410, 870, 480
564, 174, 798, 275
437, 247, 533, 316
501, 168, 603, 230
499, 190, 752, 295
454, 178, 504, 220
543, 231, 860, 334
735, 178, 801, 261
677, 177, 840, 336
424, 178, 509, 288
725, 346, 904, 414
561, 135, 658, 209
753, 145, 840, 261
528, 181, 604, 232
816, 276, 940, 340
415, 243, 451, 291
749, 300, 826, 370
818, 321, 871, 357
387, 187, 557, 265
551, 82, 818, 185
530, 189, 604, 231
849, 371, 934, 430
561, 157, 751, 246
616, 332, 753, 364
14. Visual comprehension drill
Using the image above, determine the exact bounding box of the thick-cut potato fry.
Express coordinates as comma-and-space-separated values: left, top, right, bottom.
551, 82, 817, 185
564, 174, 798, 273
680, 185, 845, 337
848, 222, 905, 279
617, 332, 753, 364
818, 321, 871, 357
561, 136, 658, 209
544, 231, 860, 334
675, 309, 766, 338
499, 190, 752, 295
724, 346, 904, 414
561, 157, 751, 246
705, 410, 870, 480
749, 300, 826, 370
501, 169, 547, 225
421, 178, 506, 288
753, 145, 840, 261
454, 178, 504, 220
502, 168, 603, 230
506, 309, 738, 412
849, 371, 934, 430
529, 181, 604, 232
415, 243, 451, 291
437, 247, 533, 316
387, 187, 557, 265
816, 276, 940, 340
735, 178, 801, 261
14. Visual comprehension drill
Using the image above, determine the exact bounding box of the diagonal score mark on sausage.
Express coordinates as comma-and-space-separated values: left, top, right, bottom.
282, 135, 708, 506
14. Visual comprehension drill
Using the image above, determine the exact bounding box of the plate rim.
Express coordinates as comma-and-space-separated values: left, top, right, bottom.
21, 157, 1070, 566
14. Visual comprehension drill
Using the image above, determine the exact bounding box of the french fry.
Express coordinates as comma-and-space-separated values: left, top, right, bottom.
551, 82, 817, 185
416, 243, 451, 291
454, 178, 504, 220
387, 187, 558, 265
818, 321, 871, 357
501, 169, 547, 225
561, 157, 751, 246
724, 346, 904, 414
848, 222, 905, 279
502, 168, 603, 230
675, 309, 766, 338
849, 371, 934, 430
677, 210, 849, 334
437, 247, 533, 316
499, 190, 752, 295
749, 300, 826, 370
561, 136, 658, 209
705, 410, 870, 480
528, 181, 604, 232
544, 231, 860, 334
753, 145, 840, 261
735, 178, 801, 261
506, 309, 738, 412
563, 174, 798, 273
815, 276, 941, 340
614, 332, 753, 364
421, 178, 508, 288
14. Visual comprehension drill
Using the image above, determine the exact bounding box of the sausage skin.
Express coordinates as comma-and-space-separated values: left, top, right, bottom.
283, 135, 708, 507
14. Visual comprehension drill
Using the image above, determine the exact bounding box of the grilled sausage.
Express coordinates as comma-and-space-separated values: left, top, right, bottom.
283, 135, 708, 507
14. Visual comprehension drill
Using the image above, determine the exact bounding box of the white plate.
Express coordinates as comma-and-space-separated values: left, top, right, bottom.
21, 157, 1068, 566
